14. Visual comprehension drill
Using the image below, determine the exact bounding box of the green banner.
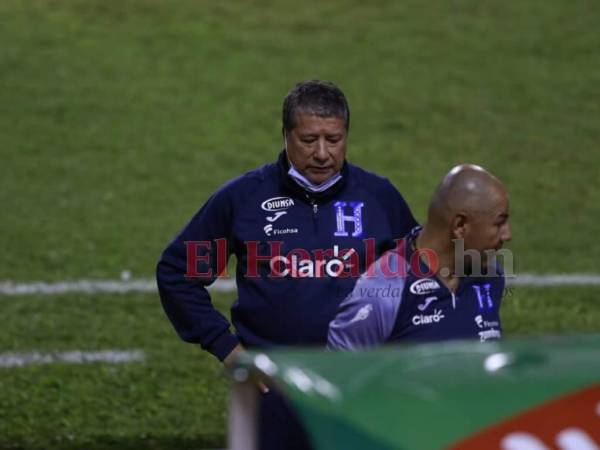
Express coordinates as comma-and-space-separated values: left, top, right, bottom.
234, 335, 600, 449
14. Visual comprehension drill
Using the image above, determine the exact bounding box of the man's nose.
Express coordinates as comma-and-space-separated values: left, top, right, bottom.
313, 138, 328, 162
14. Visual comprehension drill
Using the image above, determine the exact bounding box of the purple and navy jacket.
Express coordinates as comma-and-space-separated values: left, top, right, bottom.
328, 227, 504, 349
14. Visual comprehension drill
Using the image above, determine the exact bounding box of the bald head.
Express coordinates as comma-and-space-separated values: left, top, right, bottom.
428, 164, 508, 228
418, 164, 511, 278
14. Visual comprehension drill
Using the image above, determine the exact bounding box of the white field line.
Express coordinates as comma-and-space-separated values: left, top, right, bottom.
0, 278, 236, 296
0, 349, 145, 368
0, 274, 599, 297
508, 274, 600, 287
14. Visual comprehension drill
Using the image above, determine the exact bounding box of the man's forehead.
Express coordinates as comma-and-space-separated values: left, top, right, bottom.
488, 189, 510, 216
468, 187, 509, 217
293, 113, 346, 132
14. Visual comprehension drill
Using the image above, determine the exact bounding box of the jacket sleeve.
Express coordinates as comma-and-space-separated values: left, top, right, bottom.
328, 253, 406, 350
156, 185, 240, 361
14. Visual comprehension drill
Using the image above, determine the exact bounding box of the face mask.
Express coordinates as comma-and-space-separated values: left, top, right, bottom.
284, 132, 342, 193
287, 162, 342, 193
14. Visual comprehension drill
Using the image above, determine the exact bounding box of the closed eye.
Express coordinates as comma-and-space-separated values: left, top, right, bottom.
495, 215, 509, 226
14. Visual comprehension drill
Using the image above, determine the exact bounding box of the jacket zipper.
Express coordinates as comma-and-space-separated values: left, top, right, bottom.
309, 197, 318, 232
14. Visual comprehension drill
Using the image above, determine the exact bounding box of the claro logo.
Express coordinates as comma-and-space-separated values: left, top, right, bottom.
261, 197, 295, 212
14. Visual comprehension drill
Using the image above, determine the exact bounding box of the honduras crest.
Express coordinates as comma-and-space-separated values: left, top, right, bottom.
333, 201, 364, 237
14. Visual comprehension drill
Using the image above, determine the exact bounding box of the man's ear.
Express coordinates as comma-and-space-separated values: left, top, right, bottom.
452, 213, 467, 239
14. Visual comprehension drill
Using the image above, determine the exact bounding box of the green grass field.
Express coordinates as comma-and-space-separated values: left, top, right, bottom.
1, 0, 599, 448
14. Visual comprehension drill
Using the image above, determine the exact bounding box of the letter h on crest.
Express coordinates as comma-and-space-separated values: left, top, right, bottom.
333, 201, 364, 237
473, 284, 494, 310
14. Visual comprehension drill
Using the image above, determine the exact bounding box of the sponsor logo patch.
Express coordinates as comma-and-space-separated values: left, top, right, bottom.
475, 315, 500, 329
417, 296, 438, 311
261, 197, 295, 212
410, 278, 441, 295
412, 308, 445, 326
264, 224, 298, 237
349, 304, 373, 323
475, 315, 484, 328
266, 211, 287, 222
478, 328, 502, 342
269, 245, 355, 278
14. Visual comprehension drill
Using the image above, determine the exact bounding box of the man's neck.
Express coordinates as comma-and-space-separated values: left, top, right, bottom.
415, 225, 459, 292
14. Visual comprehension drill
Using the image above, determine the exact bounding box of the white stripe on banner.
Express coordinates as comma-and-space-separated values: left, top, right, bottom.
0, 275, 599, 297
0, 349, 145, 368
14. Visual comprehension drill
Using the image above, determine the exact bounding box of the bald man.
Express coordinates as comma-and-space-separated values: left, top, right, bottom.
328, 164, 512, 348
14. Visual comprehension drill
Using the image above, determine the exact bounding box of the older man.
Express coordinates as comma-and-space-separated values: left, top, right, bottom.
328, 164, 511, 349
157, 80, 417, 449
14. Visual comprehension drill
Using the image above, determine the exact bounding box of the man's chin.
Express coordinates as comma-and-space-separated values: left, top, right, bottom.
306, 171, 334, 185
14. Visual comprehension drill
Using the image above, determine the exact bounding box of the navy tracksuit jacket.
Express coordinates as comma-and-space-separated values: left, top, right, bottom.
157, 151, 417, 359
156, 151, 416, 450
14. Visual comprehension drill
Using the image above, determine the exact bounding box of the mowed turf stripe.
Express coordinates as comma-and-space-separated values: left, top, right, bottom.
1, 275, 600, 297
0, 349, 145, 368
